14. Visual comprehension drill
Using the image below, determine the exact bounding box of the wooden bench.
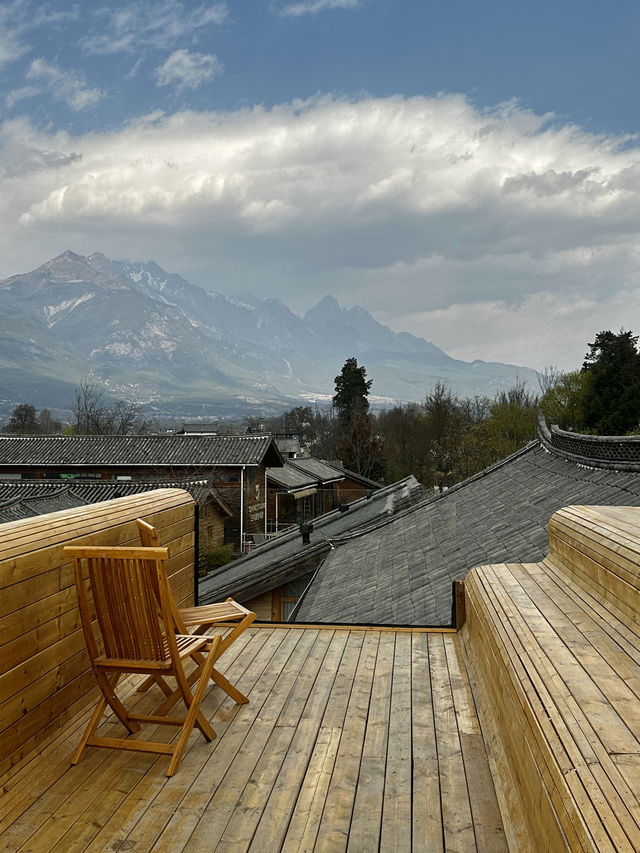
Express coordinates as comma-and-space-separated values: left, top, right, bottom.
462, 505, 640, 853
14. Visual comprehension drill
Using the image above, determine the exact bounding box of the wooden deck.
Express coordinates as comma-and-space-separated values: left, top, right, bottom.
0, 625, 506, 852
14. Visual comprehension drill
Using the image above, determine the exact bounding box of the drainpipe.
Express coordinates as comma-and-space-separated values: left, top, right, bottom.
264, 468, 268, 536
275, 491, 279, 533
240, 465, 245, 553
193, 502, 199, 606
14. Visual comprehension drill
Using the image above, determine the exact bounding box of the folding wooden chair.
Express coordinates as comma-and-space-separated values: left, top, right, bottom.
65, 544, 223, 777
136, 518, 256, 705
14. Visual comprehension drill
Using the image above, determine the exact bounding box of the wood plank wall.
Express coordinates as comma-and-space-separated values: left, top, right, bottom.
0, 488, 196, 779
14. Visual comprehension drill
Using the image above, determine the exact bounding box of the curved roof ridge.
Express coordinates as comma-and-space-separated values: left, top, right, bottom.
538, 412, 640, 471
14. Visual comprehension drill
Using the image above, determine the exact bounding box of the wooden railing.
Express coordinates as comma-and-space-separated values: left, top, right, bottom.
0, 489, 196, 779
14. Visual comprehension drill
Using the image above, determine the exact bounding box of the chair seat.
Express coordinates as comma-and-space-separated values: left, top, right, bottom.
97, 635, 212, 671
179, 600, 250, 626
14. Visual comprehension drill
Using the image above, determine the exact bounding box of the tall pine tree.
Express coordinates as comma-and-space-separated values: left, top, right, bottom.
581, 329, 640, 434
332, 358, 383, 480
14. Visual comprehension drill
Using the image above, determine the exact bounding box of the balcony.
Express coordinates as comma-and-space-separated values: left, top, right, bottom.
1, 623, 504, 851
2, 490, 640, 851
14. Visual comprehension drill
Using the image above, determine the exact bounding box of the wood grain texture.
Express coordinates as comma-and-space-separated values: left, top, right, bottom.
0, 626, 505, 852
462, 505, 640, 853
0, 489, 196, 777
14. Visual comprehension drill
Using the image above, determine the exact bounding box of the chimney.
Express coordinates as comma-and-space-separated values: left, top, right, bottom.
300, 522, 314, 545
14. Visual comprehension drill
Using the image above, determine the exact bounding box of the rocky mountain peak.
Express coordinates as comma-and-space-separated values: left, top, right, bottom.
0, 250, 539, 417
304, 294, 342, 323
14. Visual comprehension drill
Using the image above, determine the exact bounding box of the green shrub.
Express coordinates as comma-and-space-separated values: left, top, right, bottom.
199, 544, 234, 576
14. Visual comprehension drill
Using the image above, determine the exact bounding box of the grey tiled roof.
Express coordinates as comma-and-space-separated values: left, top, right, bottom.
198, 475, 423, 605
0, 488, 87, 521
0, 477, 214, 523
293, 440, 640, 627
266, 456, 348, 491
0, 434, 282, 469
266, 463, 318, 491
287, 457, 345, 482
274, 437, 302, 455
324, 463, 381, 489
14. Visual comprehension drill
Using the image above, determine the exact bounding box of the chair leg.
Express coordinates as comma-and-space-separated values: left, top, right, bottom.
72, 694, 109, 766
136, 674, 156, 693
153, 659, 248, 716
211, 668, 249, 704
72, 673, 137, 766
95, 670, 141, 735
166, 637, 220, 777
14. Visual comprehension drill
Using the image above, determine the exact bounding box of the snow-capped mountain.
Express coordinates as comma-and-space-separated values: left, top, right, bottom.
0, 250, 538, 417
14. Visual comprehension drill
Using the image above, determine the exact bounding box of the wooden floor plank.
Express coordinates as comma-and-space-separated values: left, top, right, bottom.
410, 632, 444, 853
280, 630, 367, 853
212, 629, 339, 852
0, 626, 506, 853
380, 632, 413, 853
132, 628, 313, 853
429, 633, 477, 853
444, 635, 508, 853
347, 632, 395, 853
249, 631, 349, 853
311, 631, 380, 853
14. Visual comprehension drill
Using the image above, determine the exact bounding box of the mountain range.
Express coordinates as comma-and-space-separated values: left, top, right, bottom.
0, 250, 538, 420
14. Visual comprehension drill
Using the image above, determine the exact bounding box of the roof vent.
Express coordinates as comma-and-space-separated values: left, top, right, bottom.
300, 521, 314, 545
339, 503, 349, 513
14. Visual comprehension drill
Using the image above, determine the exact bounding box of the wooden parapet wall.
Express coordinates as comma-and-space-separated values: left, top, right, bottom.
462, 505, 640, 852
0, 489, 196, 779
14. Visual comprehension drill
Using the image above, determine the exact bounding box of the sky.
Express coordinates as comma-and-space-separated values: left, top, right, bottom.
1, 0, 640, 372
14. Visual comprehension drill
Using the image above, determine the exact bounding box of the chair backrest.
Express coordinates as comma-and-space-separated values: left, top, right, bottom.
136, 518, 159, 548
135, 518, 189, 633
65, 545, 171, 665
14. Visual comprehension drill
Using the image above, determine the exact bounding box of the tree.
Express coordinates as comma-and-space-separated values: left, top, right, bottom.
581, 330, 640, 434
281, 406, 314, 439
332, 358, 382, 478
333, 358, 372, 428
377, 403, 431, 483
476, 380, 539, 459
71, 379, 147, 435
339, 411, 384, 480
7, 403, 38, 434
539, 370, 589, 431
307, 407, 340, 460
424, 382, 468, 489
38, 408, 63, 434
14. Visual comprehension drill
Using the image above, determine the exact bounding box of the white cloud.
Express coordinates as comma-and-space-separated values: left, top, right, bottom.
2, 93, 640, 370
82, 1, 228, 54
275, 0, 361, 17
5, 85, 40, 110
25, 59, 103, 111
155, 50, 223, 91
0, 2, 80, 67
0, 30, 26, 66
385, 287, 640, 372
0, 1, 30, 67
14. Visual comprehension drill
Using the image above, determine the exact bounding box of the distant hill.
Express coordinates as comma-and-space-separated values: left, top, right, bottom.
0, 250, 539, 419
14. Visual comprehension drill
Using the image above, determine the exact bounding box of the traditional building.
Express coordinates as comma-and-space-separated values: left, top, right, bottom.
199, 475, 423, 620
0, 433, 283, 551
